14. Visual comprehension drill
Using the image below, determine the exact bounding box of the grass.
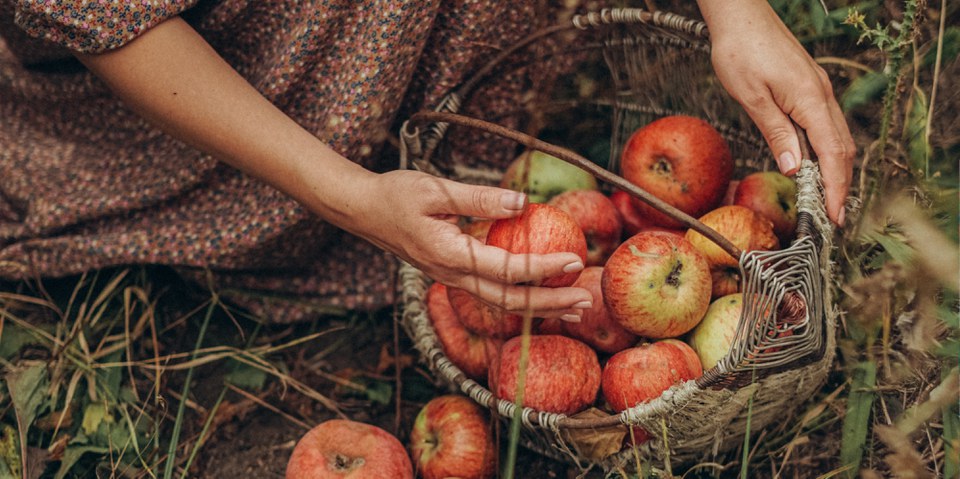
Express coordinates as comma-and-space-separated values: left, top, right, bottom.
2, 1, 959, 478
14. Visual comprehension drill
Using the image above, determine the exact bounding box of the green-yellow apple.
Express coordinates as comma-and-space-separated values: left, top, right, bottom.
687, 293, 743, 370
500, 150, 598, 203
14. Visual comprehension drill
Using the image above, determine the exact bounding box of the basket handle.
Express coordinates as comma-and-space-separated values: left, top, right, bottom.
408, 110, 743, 260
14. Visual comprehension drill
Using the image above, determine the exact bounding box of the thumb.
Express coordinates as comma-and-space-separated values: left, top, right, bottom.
744, 95, 802, 176
434, 181, 528, 219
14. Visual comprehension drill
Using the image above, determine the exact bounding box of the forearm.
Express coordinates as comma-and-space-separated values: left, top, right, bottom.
74, 17, 373, 229
697, 0, 794, 43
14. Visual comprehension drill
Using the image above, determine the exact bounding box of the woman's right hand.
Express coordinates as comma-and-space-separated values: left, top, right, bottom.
351, 169, 593, 320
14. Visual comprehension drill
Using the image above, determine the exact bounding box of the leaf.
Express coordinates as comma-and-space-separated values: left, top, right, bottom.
0, 425, 19, 479
94, 351, 123, 401
922, 26, 960, 67
560, 408, 627, 462
224, 359, 268, 391
841, 71, 888, 112
875, 425, 934, 479
904, 90, 931, 173
81, 404, 113, 437
53, 445, 109, 479
840, 361, 877, 479
6, 364, 49, 430
0, 324, 42, 359
943, 368, 960, 479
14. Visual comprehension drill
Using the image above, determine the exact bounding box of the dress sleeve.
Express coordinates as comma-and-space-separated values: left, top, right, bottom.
14, 0, 199, 53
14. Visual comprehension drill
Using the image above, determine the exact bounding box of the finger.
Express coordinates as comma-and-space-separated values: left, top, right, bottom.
452, 275, 593, 314
791, 96, 853, 225
448, 239, 585, 286
740, 89, 802, 176
824, 92, 856, 226
421, 177, 528, 219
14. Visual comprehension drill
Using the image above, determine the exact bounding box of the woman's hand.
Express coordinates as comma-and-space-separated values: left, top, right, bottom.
350, 170, 593, 320
697, 0, 856, 226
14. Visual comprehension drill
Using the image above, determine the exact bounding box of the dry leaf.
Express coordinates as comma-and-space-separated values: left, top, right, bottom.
875, 425, 934, 479
559, 407, 627, 462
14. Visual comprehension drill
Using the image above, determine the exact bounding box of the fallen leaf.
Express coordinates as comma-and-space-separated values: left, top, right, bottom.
559, 407, 627, 462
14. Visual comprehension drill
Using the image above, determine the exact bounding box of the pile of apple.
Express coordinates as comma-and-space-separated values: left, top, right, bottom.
283, 115, 800, 479
435, 115, 799, 445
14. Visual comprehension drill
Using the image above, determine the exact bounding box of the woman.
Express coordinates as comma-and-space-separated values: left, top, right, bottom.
0, 0, 853, 322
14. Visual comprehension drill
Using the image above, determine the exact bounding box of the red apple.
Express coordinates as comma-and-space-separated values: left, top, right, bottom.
685, 205, 779, 270
535, 318, 565, 335
285, 419, 413, 479
601, 231, 712, 338
500, 150, 598, 203
687, 293, 743, 370
561, 267, 638, 354
610, 189, 647, 237
409, 395, 496, 479
733, 171, 798, 244
486, 203, 587, 288
711, 266, 742, 299
620, 115, 733, 228
548, 190, 623, 266
601, 339, 703, 413
489, 335, 601, 415
446, 287, 526, 339
427, 283, 502, 381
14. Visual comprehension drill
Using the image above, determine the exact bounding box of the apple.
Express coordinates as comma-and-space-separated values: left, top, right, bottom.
600, 339, 703, 414
285, 419, 413, 479
561, 267, 638, 354
620, 115, 733, 228
409, 395, 496, 479
687, 293, 743, 370
711, 266, 742, 299
489, 335, 601, 415
500, 149, 598, 203
427, 283, 502, 381
535, 317, 565, 335
446, 287, 526, 339
733, 171, 798, 245
601, 231, 712, 338
485, 203, 588, 288
548, 190, 623, 266
684, 205, 779, 270
609, 189, 687, 238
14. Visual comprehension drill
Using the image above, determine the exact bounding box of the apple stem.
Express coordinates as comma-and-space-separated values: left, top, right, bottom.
409, 110, 744, 259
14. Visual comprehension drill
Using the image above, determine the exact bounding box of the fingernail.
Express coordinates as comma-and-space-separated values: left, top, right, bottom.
562, 261, 584, 274
560, 313, 581, 323
838, 207, 846, 227
501, 192, 525, 211
573, 301, 592, 309
779, 151, 798, 175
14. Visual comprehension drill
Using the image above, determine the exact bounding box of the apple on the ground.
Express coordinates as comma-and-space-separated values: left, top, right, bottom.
427, 283, 502, 381
485, 203, 587, 288
489, 335, 601, 415
548, 189, 623, 266
562, 266, 638, 354
285, 419, 413, 479
733, 171, 798, 245
620, 115, 733, 228
500, 149, 598, 203
602, 231, 712, 338
409, 395, 496, 479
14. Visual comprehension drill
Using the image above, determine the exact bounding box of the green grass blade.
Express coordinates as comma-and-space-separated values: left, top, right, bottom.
162, 300, 215, 479
502, 314, 534, 479
840, 361, 877, 479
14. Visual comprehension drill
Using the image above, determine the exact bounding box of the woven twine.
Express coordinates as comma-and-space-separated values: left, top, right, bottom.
397, 7, 839, 472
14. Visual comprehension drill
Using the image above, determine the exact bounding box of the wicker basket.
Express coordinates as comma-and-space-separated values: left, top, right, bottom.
397, 8, 837, 472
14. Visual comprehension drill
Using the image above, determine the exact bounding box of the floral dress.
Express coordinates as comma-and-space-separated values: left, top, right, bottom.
0, 0, 580, 321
